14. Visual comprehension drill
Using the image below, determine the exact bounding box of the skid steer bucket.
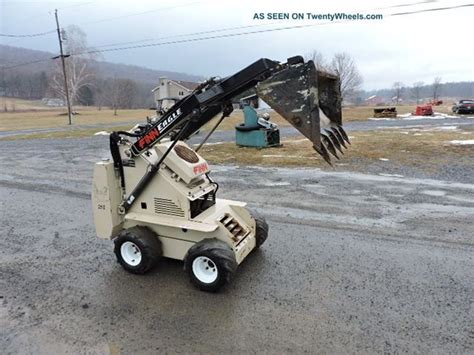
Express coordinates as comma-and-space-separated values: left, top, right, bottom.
256, 58, 350, 165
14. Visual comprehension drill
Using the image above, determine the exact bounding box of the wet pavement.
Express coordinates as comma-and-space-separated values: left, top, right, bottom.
1, 137, 473, 353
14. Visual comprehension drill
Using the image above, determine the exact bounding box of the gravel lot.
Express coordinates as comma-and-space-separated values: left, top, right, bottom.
1, 136, 473, 353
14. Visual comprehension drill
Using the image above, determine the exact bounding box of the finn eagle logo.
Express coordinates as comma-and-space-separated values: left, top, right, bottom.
135, 108, 183, 152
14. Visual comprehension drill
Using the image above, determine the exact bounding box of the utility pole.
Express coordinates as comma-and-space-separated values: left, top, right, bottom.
54, 9, 73, 125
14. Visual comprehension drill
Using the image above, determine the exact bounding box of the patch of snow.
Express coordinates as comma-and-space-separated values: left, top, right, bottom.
262, 154, 286, 158
449, 139, 474, 145
371, 112, 455, 121
434, 112, 457, 119
203, 141, 224, 146
262, 181, 291, 186
406, 125, 458, 132
368, 117, 392, 121
379, 158, 389, 161
94, 131, 109, 136
378, 173, 404, 178
437, 126, 458, 130
284, 138, 307, 143
401, 115, 445, 120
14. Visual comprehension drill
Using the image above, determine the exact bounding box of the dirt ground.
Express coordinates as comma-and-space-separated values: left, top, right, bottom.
0, 135, 473, 353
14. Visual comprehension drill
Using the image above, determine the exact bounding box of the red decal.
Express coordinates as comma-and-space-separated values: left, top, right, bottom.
137, 127, 160, 149
193, 162, 208, 175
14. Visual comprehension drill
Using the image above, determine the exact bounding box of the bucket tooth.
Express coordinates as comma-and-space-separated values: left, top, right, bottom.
337, 125, 351, 145
313, 144, 332, 166
324, 129, 344, 154
322, 134, 340, 159
331, 127, 347, 149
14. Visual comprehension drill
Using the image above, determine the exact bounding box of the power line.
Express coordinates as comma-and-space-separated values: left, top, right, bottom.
2, 3, 472, 70
79, 1, 205, 25
0, 1, 97, 45
0, 29, 56, 38
391, 3, 473, 15
74, 22, 336, 56
0, 57, 53, 70
88, 21, 289, 50
73, 3, 474, 57
373, 0, 438, 10
79, 0, 442, 51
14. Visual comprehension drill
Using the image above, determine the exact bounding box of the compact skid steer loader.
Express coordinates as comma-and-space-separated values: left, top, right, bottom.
92, 56, 350, 292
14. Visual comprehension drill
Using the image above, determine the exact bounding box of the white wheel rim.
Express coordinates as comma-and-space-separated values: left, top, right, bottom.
120, 241, 142, 266
192, 256, 218, 284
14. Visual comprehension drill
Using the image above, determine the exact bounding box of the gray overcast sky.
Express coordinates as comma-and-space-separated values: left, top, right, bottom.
1, 0, 473, 90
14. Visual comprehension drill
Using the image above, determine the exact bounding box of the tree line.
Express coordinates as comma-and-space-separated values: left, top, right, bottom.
2, 29, 472, 110
390, 79, 473, 103
1, 25, 155, 111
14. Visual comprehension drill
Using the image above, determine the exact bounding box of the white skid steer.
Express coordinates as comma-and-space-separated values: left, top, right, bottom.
92, 56, 350, 292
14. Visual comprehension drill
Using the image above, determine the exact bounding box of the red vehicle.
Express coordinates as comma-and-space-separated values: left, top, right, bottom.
428, 99, 443, 106
415, 105, 434, 116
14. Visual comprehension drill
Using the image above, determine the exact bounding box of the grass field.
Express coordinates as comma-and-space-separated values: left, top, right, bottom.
0, 109, 156, 131
2, 120, 472, 172
1, 97, 54, 111
198, 128, 474, 169
1, 97, 457, 132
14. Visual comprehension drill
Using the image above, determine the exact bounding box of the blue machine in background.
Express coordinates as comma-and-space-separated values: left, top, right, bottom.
235, 101, 280, 148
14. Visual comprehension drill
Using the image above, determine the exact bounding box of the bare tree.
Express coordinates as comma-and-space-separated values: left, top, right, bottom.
304, 50, 328, 71
330, 52, 363, 101
99, 76, 139, 115
105, 77, 120, 116
411, 81, 424, 103
392, 82, 404, 105
117, 79, 138, 109
432, 77, 442, 100
50, 25, 96, 108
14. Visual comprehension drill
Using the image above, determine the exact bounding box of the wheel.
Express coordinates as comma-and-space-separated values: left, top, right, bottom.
114, 226, 162, 274
184, 239, 237, 292
250, 210, 269, 247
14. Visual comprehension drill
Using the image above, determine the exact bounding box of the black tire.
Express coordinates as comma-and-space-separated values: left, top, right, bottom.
250, 210, 269, 247
114, 226, 162, 274
184, 239, 237, 292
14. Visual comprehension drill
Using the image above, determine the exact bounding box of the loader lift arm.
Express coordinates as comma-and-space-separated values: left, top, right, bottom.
111, 56, 350, 212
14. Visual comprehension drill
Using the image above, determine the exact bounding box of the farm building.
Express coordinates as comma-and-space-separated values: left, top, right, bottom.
152, 78, 199, 111
41, 98, 65, 107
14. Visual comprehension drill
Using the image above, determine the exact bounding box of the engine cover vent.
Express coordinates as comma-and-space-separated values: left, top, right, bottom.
174, 145, 199, 163
219, 214, 247, 242
154, 198, 185, 217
